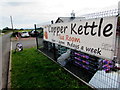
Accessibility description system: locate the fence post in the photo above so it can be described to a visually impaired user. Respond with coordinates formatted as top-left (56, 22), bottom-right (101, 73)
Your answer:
top-left (118, 1), bottom-right (120, 90)
top-left (34, 24), bottom-right (39, 49)
top-left (118, 0), bottom-right (120, 62)
top-left (53, 43), bottom-right (57, 61)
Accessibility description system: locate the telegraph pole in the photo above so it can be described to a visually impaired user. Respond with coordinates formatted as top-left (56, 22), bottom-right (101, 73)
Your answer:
top-left (118, 1), bottom-right (120, 90)
top-left (117, 2), bottom-right (120, 64)
top-left (118, 1), bottom-right (120, 16)
top-left (10, 16), bottom-right (14, 33)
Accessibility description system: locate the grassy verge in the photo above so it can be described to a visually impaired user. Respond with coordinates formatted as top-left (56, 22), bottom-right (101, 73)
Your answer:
top-left (11, 47), bottom-right (92, 89)
top-left (1, 31), bottom-right (12, 36)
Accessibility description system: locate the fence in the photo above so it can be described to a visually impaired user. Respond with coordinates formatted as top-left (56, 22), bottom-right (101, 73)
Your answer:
top-left (36, 8), bottom-right (120, 89)
top-left (79, 9), bottom-right (120, 89)
top-left (82, 9), bottom-right (119, 19)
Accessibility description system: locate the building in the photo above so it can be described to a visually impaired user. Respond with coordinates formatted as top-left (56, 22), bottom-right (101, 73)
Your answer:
top-left (55, 11), bottom-right (85, 23)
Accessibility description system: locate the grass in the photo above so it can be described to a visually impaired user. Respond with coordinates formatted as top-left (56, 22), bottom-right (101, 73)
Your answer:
top-left (18, 30), bottom-right (32, 32)
top-left (18, 29), bottom-right (42, 32)
top-left (11, 47), bottom-right (92, 89)
top-left (0, 34), bottom-right (2, 37)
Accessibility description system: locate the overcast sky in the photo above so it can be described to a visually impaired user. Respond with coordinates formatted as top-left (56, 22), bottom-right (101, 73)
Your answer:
top-left (0, 0), bottom-right (120, 29)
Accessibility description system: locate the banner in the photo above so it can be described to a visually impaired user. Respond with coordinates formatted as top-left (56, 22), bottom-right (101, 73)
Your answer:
top-left (43, 16), bottom-right (117, 59)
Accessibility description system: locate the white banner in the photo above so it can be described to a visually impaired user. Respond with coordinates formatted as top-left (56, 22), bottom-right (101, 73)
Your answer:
top-left (43, 16), bottom-right (117, 59)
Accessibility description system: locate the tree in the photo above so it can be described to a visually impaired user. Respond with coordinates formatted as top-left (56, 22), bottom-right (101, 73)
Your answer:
top-left (20, 28), bottom-right (24, 30)
top-left (2, 27), bottom-right (12, 30)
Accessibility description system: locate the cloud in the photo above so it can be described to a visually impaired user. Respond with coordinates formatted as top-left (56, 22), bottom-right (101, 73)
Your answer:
top-left (0, 0), bottom-right (119, 29)
top-left (5, 2), bottom-right (32, 6)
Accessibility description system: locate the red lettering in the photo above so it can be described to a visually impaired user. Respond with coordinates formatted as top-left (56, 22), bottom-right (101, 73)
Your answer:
top-left (66, 35), bottom-right (80, 43)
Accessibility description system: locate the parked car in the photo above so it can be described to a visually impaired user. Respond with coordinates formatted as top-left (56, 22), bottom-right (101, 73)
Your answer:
top-left (39, 31), bottom-right (43, 38)
top-left (12, 32), bottom-right (21, 37)
top-left (29, 30), bottom-right (39, 37)
top-left (21, 32), bottom-right (30, 38)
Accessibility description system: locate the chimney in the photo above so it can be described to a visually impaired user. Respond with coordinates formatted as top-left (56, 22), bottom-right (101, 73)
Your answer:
top-left (51, 20), bottom-right (54, 24)
top-left (71, 10), bottom-right (75, 19)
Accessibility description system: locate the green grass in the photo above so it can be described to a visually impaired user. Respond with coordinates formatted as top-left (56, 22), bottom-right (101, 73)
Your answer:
top-left (18, 29), bottom-right (42, 32)
top-left (11, 47), bottom-right (92, 89)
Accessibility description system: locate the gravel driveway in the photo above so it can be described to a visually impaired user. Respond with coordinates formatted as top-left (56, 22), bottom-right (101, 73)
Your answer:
top-left (11, 37), bottom-right (43, 50)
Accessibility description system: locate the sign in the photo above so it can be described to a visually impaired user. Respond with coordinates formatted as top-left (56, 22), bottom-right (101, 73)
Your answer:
top-left (43, 16), bottom-right (117, 59)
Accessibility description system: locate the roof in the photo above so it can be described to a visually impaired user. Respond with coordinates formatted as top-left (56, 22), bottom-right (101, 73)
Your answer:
top-left (55, 17), bottom-right (85, 23)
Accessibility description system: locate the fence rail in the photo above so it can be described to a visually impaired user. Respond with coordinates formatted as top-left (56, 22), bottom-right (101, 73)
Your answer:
top-left (81, 9), bottom-right (120, 19)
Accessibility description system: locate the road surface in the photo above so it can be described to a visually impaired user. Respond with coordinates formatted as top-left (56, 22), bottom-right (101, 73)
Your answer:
top-left (2, 33), bottom-right (11, 89)
top-left (0, 35), bottom-right (2, 89)
top-left (12, 37), bottom-right (37, 50)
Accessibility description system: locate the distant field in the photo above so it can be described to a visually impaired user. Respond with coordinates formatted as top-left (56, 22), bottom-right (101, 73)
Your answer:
top-left (18, 29), bottom-right (42, 32)
top-left (18, 30), bottom-right (32, 32)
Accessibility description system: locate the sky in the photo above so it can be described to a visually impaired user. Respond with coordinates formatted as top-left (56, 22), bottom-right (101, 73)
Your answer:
top-left (0, 0), bottom-right (120, 29)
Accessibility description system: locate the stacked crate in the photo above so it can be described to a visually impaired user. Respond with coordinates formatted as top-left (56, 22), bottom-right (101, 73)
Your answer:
top-left (70, 50), bottom-right (99, 73)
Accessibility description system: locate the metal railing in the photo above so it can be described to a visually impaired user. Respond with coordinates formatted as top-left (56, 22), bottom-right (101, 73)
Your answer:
top-left (80, 8), bottom-right (120, 89)
top-left (81, 9), bottom-right (119, 19)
